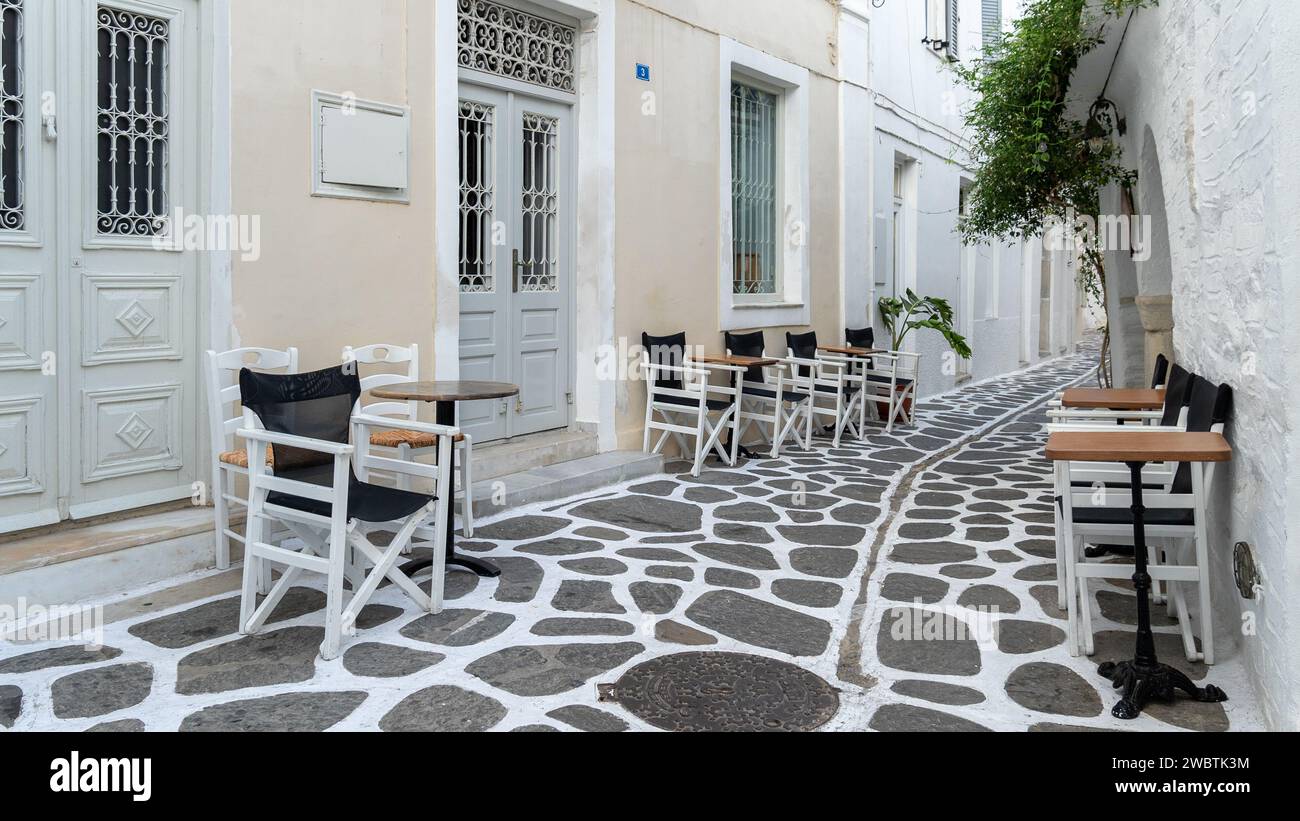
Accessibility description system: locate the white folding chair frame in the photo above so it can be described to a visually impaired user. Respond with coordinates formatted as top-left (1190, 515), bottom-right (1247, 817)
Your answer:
top-left (204, 347), bottom-right (299, 576)
top-left (642, 358), bottom-right (740, 477)
top-left (239, 412), bottom-right (457, 660)
top-left (784, 352), bottom-right (857, 448)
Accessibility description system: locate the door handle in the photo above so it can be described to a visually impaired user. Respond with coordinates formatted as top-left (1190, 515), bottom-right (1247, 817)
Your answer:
top-left (43, 113), bottom-right (57, 141)
top-left (512, 249), bottom-right (522, 294)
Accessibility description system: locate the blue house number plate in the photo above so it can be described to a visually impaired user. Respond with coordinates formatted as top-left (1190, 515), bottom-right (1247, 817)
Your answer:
top-left (636, 63), bottom-right (651, 82)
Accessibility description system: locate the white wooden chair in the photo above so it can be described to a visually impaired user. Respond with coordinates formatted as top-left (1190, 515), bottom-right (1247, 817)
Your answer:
top-left (862, 351), bottom-right (921, 433)
top-left (1053, 377), bottom-right (1233, 665)
top-left (343, 343), bottom-right (475, 538)
top-left (724, 330), bottom-right (812, 457)
top-left (1048, 361), bottom-right (1189, 428)
top-left (237, 365), bottom-right (456, 661)
top-left (204, 346), bottom-right (299, 573)
top-left (786, 331), bottom-right (860, 448)
top-left (641, 332), bottom-right (741, 477)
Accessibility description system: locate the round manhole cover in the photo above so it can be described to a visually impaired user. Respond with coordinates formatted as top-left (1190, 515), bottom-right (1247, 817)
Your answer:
top-left (609, 652), bottom-right (840, 732)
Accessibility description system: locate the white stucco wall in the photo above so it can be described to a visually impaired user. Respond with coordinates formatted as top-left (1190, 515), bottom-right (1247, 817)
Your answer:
top-left (863, 0), bottom-right (1060, 399)
top-left (1097, 1), bottom-right (1300, 729)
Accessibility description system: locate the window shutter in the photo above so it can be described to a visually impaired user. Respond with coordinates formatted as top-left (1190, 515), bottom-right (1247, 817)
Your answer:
top-left (982, 0), bottom-right (1002, 51)
top-left (947, 0), bottom-right (960, 60)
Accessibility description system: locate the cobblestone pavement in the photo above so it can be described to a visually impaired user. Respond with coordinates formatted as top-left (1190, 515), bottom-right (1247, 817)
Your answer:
top-left (0, 344), bottom-right (1266, 731)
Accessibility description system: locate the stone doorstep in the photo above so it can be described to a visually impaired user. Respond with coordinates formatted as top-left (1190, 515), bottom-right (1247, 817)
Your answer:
top-left (467, 451), bottom-right (665, 520)
top-left (469, 429), bottom-right (599, 484)
top-left (0, 450), bottom-right (661, 614)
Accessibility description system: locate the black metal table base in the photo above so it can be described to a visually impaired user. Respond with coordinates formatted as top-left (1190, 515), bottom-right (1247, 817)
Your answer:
top-left (1098, 660), bottom-right (1227, 720)
top-left (401, 550), bottom-right (501, 580)
top-left (1094, 461), bottom-right (1226, 720)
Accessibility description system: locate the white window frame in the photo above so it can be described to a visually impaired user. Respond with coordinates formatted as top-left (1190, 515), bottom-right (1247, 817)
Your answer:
top-left (718, 37), bottom-right (810, 332)
top-left (925, 0), bottom-right (959, 61)
top-left (310, 90), bottom-right (411, 204)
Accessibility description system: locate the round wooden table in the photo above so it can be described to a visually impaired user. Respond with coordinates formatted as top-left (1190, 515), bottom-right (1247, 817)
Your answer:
top-left (371, 381), bottom-right (520, 578)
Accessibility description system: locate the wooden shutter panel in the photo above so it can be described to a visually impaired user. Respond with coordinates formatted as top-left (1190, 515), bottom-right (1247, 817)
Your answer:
top-left (982, 0), bottom-right (1002, 51)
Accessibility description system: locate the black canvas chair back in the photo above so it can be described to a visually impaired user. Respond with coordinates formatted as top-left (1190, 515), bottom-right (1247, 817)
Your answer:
top-left (1159, 363), bottom-right (1195, 427)
top-left (240, 366), bottom-right (361, 478)
top-left (725, 331), bottom-right (768, 385)
top-left (845, 327), bottom-right (875, 350)
top-left (787, 331), bottom-right (819, 380)
top-left (1171, 377), bottom-right (1233, 494)
top-left (1151, 354), bottom-right (1170, 390)
top-left (642, 332), bottom-right (687, 392)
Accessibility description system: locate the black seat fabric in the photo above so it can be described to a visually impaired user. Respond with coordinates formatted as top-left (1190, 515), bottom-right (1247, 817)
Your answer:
top-left (654, 393), bottom-right (733, 412)
top-left (845, 327), bottom-right (875, 349)
top-left (240, 366), bottom-right (435, 524)
top-left (643, 332), bottom-right (688, 392)
top-left (725, 331), bottom-right (769, 386)
top-left (1151, 354), bottom-right (1170, 390)
top-left (1169, 377), bottom-right (1232, 494)
top-left (745, 386), bottom-right (810, 403)
top-left (1159, 363), bottom-right (1194, 427)
top-left (786, 331), bottom-right (819, 380)
top-left (866, 373), bottom-right (914, 387)
top-left (1073, 507), bottom-right (1195, 527)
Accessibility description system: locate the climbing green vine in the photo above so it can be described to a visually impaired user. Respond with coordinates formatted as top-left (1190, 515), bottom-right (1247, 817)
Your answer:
top-left (954, 0), bottom-right (1156, 386)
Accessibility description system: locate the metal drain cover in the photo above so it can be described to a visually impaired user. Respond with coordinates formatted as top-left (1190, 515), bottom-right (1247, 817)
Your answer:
top-left (606, 652), bottom-right (840, 732)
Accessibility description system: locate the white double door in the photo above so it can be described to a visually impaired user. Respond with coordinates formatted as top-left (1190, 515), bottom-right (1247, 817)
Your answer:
top-left (0, 0), bottom-right (203, 534)
top-left (457, 83), bottom-right (572, 444)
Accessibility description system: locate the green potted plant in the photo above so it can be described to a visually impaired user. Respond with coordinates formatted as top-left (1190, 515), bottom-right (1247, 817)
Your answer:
top-left (875, 290), bottom-right (972, 417)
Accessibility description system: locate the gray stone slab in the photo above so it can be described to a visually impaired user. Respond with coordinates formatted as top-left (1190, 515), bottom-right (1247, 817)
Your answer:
top-left (776, 524), bottom-right (865, 546)
top-left (574, 526), bottom-right (629, 541)
top-left (466, 642), bottom-right (645, 697)
top-left (517, 537), bottom-right (604, 557)
top-left (52, 662), bottom-right (153, 720)
top-left (1005, 662), bottom-right (1103, 717)
top-left (996, 620), bottom-right (1066, 654)
top-left (715, 502), bottom-right (782, 523)
top-left (655, 620), bottom-right (717, 646)
top-left (493, 557), bottom-right (544, 604)
top-left (693, 542), bottom-right (779, 571)
top-left (552, 580), bottom-right (626, 614)
top-left (0, 685), bottom-right (20, 728)
top-left (474, 515), bottom-right (570, 541)
top-left (531, 618), bottom-right (636, 637)
top-left (704, 567), bottom-right (761, 590)
top-left (772, 579), bottom-right (842, 608)
top-left (891, 679), bottom-right (986, 707)
top-left (86, 719), bottom-right (145, 733)
top-left (870, 704), bottom-right (991, 732)
top-left (547, 705), bottom-right (629, 733)
top-left (646, 565), bottom-right (693, 582)
top-left (789, 547), bottom-right (858, 579)
top-left (559, 557), bottom-right (629, 577)
top-left (0, 645), bottom-right (122, 675)
top-left (380, 685), bottom-right (508, 732)
top-left (880, 572), bottom-right (949, 604)
top-left (128, 588), bottom-right (326, 650)
top-left (177, 627), bottom-right (322, 696)
top-left (685, 591), bottom-right (831, 657)
top-left (957, 585), bottom-right (1021, 614)
top-left (570, 496), bottom-right (703, 533)
top-left (400, 610), bottom-right (516, 647)
top-left (713, 523), bottom-right (775, 544)
top-left (342, 643), bottom-right (444, 678)
top-left (630, 582), bottom-right (683, 615)
top-left (890, 541), bottom-right (979, 565)
top-left (877, 607), bottom-right (981, 676)
top-left (617, 547), bottom-right (696, 563)
top-left (941, 564), bottom-right (998, 580)
top-left (181, 691), bottom-right (368, 732)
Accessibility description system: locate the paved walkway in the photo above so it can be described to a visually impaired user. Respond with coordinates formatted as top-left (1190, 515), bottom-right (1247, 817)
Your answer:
top-left (0, 344), bottom-right (1266, 731)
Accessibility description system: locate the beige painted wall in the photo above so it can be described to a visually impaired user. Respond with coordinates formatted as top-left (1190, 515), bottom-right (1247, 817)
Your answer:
top-left (229, 0), bottom-right (439, 376)
top-left (613, 0), bottom-right (844, 450)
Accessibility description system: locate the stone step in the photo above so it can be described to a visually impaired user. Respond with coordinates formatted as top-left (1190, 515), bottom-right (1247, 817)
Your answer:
top-left (469, 429), bottom-right (599, 483)
top-left (462, 451), bottom-right (665, 523)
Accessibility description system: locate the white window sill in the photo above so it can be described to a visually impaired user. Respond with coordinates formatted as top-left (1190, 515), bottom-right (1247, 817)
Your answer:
top-left (731, 301), bottom-right (806, 311)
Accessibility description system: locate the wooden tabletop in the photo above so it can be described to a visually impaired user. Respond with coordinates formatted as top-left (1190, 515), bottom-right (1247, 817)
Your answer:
top-left (371, 381), bottom-right (520, 403)
top-left (691, 354), bottom-right (778, 368)
top-left (819, 345), bottom-right (885, 357)
top-left (1061, 387), bottom-right (1165, 410)
top-left (1046, 431), bottom-right (1232, 464)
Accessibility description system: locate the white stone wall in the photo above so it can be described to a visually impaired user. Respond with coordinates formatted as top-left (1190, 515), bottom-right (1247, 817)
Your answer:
top-left (1101, 0), bottom-right (1300, 729)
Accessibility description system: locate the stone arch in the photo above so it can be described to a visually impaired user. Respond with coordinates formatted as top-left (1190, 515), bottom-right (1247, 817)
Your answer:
top-left (1133, 126), bottom-right (1176, 375)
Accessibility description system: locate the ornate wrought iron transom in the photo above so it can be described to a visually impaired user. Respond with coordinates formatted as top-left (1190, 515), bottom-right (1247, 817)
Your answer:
top-left (459, 100), bottom-right (496, 294)
top-left (607, 652), bottom-right (841, 733)
top-left (0, 0), bottom-right (25, 232)
top-left (96, 4), bottom-right (170, 237)
top-left (457, 0), bottom-right (576, 94)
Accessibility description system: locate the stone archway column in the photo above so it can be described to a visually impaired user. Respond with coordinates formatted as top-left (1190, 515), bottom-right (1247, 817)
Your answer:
top-left (1135, 294), bottom-right (1175, 373)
